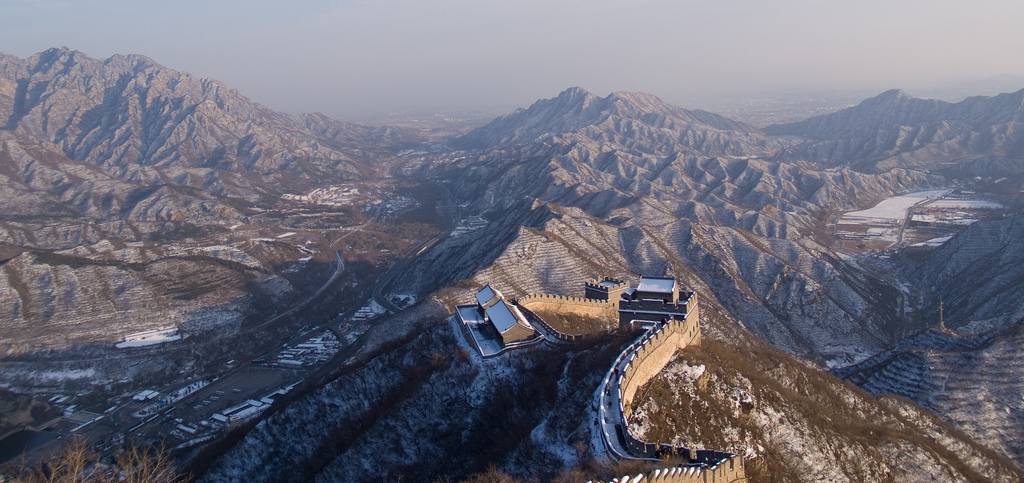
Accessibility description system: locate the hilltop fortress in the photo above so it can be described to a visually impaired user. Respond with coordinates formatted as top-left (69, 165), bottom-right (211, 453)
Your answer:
top-left (451, 275), bottom-right (746, 482)
top-left (516, 275), bottom-right (690, 331)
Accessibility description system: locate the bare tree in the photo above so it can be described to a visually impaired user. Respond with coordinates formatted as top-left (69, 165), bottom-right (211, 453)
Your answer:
top-left (116, 446), bottom-right (184, 483)
top-left (19, 437), bottom-right (92, 483)
top-left (16, 438), bottom-right (184, 483)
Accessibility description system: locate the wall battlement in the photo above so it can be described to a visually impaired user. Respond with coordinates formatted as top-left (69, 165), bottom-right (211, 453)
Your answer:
top-left (584, 277), bottom-right (628, 291)
top-left (584, 277), bottom-right (629, 307)
top-left (594, 457), bottom-right (745, 483)
top-left (596, 293), bottom-right (745, 481)
top-left (619, 304), bottom-right (702, 417)
top-left (517, 293), bottom-right (614, 305)
top-left (515, 294), bottom-right (617, 320)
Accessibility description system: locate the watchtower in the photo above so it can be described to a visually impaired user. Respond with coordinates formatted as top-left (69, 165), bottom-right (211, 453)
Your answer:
top-left (584, 277), bottom-right (628, 308)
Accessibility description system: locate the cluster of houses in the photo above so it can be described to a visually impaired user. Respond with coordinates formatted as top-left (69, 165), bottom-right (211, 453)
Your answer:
top-left (210, 383), bottom-right (296, 425)
top-left (271, 331), bottom-right (340, 368)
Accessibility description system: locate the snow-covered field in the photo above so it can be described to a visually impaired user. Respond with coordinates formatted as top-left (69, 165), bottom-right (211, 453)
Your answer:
top-left (450, 216), bottom-right (489, 237)
top-left (835, 190), bottom-right (1005, 252)
top-left (910, 214), bottom-right (977, 225)
top-left (841, 190), bottom-right (950, 224)
top-left (348, 300), bottom-right (387, 322)
top-left (282, 186), bottom-right (360, 206)
top-left (115, 327), bottom-right (183, 349)
top-left (925, 199), bottom-right (1004, 210)
top-left (910, 235), bottom-right (954, 248)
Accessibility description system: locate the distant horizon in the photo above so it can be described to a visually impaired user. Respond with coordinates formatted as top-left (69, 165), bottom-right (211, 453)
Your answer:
top-left (3, 46), bottom-right (1023, 126)
top-left (3, 0), bottom-right (1023, 121)
top-left (5, 45), bottom-right (1024, 127)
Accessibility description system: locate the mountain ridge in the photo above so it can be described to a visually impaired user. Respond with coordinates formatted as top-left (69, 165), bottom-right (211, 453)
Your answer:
top-left (768, 87), bottom-right (1024, 172)
top-left (453, 86), bottom-right (763, 153)
top-left (0, 47), bottom-right (397, 192)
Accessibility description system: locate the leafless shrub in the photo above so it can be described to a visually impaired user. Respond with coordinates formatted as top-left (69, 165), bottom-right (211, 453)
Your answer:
top-left (14, 437), bottom-right (184, 483)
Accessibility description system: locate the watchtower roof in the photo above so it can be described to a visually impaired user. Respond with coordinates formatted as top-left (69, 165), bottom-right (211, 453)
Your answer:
top-left (485, 299), bottom-right (532, 334)
top-left (637, 276), bottom-right (677, 294)
top-left (475, 284), bottom-right (502, 308)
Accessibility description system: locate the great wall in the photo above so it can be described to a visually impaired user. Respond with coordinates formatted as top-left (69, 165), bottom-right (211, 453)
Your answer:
top-left (515, 293), bottom-right (617, 319)
top-left (453, 277), bottom-right (748, 482)
top-left (593, 293), bottom-right (744, 483)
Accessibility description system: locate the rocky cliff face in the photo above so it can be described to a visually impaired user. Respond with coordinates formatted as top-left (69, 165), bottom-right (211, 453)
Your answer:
top-left (768, 88), bottom-right (1024, 174)
top-left (0, 48), bottom-right (427, 234)
top-left (444, 88), bottom-right (936, 222)
top-left (0, 132), bottom-right (244, 227)
top-left (906, 215), bottom-right (1024, 325)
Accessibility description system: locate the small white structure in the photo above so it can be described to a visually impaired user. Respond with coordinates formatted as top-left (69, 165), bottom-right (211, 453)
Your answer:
top-left (132, 390), bottom-right (159, 401)
top-left (116, 327), bottom-right (182, 349)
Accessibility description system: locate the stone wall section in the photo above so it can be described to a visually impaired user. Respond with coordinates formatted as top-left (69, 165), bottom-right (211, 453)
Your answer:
top-left (620, 457), bottom-right (745, 482)
top-left (621, 299), bottom-right (701, 415)
top-left (515, 294), bottom-right (617, 319)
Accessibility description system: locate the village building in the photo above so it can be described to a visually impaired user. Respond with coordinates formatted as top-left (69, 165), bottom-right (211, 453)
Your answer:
top-left (485, 298), bottom-right (536, 345)
top-left (457, 284), bottom-right (537, 348)
top-left (475, 284), bottom-right (503, 309)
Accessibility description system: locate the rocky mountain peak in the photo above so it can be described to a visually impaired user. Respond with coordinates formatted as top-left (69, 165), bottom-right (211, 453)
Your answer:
top-left (453, 87), bottom-right (758, 150)
top-left (101, 52), bottom-right (164, 73)
top-left (856, 88), bottom-right (934, 113)
top-left (872, 88), bottom-right (910, 101)
top-left (0, 47), bottom-right (383, 195)
top-left (555, 85), bottom-right (596, 100)
top-left (606, 90), bottom-right (673, 113)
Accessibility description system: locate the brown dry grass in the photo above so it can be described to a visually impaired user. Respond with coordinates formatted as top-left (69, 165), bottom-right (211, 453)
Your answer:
top-left (533, 310), bottom-right (615, 336)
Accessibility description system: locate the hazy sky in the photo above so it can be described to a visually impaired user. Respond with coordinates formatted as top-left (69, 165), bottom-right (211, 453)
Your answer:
top-left (2, 0), bottom-right (1023, 119)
